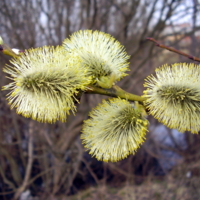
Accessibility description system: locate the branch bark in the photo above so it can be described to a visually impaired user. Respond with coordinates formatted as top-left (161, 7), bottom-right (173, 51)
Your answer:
top-left (147, 37), bottom-right (200, 62)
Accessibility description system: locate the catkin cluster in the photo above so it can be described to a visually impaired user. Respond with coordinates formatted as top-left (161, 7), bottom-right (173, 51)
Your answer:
top-left (2, 30), bottom-right (200, 162)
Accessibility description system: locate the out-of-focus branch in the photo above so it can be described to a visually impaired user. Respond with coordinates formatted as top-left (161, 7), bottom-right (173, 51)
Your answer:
top-left (147, 37), bottom-right (200, 62)
top-left (82, 157), bottom-right (101, 185)
top-left (0, 165), bottom-right (16, 190)
top-left (14, 122), bottom-right (34, 200)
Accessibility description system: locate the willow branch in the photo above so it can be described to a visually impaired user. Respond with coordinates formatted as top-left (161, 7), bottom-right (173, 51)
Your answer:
top-left (14, 122), bottom-right (34, 200)
top-left (85, 85), bottom-right (146, 102)
top-left (0, 43), bottom-right (19, 58)
top-left (147, 37), bottom-right (200, 62)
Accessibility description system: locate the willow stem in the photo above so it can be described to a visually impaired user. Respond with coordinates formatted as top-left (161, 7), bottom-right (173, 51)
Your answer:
top-left (147, 37), bottom-right (200, 62)
top-left (85, 85), bottom-right (146, 102)
top-left (0, 43), bottom-right (19, 58)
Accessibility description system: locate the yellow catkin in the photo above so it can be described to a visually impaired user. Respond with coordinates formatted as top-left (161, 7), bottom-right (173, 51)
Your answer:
top-left (143, 63), bottom-right (200, 133)
top-left (3, 46), bottom-right (92, 123)
top-left (81, 98), bottom-right (148, 162)
top-left (63, 30), bottom-right (130, 88)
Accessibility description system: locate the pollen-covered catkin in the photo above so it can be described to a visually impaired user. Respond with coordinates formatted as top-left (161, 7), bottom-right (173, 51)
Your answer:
top-left (81, 98), bottom-right (148, 162)
top-left (63, 30), bottom-right (130, 88)
top-left (143, 63), bottom-right (200, 133)
top-left (3, 46), bottom-right (92, 123)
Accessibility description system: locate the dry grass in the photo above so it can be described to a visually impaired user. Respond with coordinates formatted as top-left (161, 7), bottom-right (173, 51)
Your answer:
top-left (67, 166), bottom-right (200, 200)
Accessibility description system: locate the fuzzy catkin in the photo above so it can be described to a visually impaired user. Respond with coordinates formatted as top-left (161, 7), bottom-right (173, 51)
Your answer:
top-left (143, 63), bottom-right (200, 133)
top-left (81, 98), bottom-right (148, 162)
top-left (63, 30), bottom-right (130, 88)
top-left (3, 46), bottom-right (92, 123)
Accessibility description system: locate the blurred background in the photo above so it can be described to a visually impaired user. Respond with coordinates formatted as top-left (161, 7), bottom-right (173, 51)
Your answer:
top-left (0, 0), bottom-right (200, 199)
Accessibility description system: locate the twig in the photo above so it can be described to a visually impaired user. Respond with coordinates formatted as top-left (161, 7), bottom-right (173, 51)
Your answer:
top-left (85, 85), bottom-right (145, 102)
top-left (0, 165), bottom-right (16, 190)
top-left (0, 43), bottom-right (19, 58)
top-left (14, 122), bottom-right (34, 200)
top-left (81, 157), bottom-right (101, 185)
top-left (65, 140), bottom-right (83, 195)
top-left (147, 37), bottom-right (200, 62)
top-left (108, 163), bottom-right (134, 178)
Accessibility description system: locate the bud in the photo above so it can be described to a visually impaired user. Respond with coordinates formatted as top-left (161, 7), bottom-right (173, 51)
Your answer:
top-left (0, 36), bottom-right (3, 45)
top-left (12, 48), bottom-right (22, 55)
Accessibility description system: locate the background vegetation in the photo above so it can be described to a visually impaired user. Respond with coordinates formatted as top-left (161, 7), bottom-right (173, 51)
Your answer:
top-left (0, 0), bottom-right (200, 199)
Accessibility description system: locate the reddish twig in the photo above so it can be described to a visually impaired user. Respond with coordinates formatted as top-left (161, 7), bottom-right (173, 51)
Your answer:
top-left (147, 37), bottom-right (200, 62)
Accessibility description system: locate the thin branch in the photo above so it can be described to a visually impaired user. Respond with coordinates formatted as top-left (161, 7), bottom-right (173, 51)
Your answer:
top-left (85, 85), bottom-right (145, 102)
top-left (0, 165), bottom-right (16, 190)
top-left (81, 157), bottom-right (101, 185)
top-left (14, 122), bottom-right (34, 200)
top-left (147, 37), bottom-right (200, 62)
top-left (0, 43), bottom-right (19, 58)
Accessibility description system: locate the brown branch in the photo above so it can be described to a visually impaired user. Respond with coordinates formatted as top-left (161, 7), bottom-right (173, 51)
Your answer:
top-left (147, 37), bottom-right (200, 62)
top-left (81, 158), bottom-right (101, 185)
top-left (14, 122), bottom-right (34, 200)
top-left (0, 165), bottom-right (16, 190)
